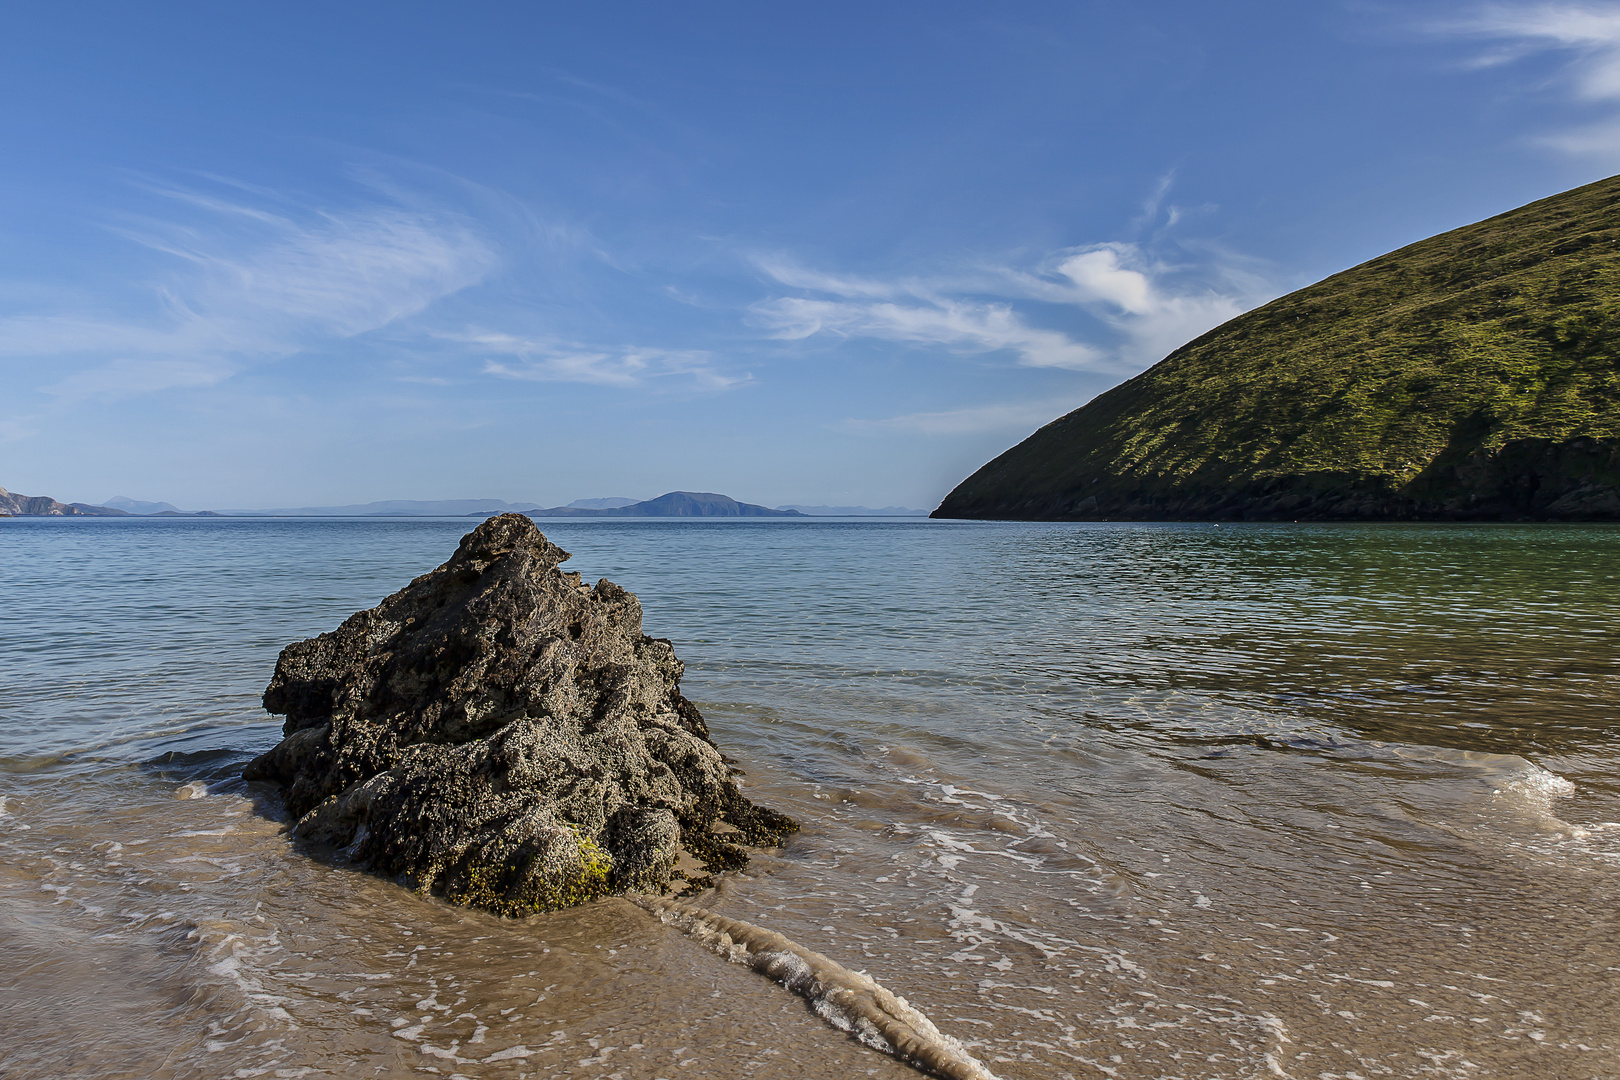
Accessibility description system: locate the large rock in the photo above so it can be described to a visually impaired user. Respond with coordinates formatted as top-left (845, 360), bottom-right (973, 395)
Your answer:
top-left (243, 514), bottom-right (796, 915)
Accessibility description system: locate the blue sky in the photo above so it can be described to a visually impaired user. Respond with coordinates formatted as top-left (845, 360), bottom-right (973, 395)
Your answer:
top-left (3, 1), bottom-right (1619, 510)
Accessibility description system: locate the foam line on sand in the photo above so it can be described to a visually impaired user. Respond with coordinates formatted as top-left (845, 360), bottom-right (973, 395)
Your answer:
top-left (631, 895), bottom-right (1000, 1080)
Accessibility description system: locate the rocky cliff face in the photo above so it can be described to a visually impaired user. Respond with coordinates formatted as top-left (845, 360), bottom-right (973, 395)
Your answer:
top-left (0, 486), bottom-right (128, 516)
top-left (243, 514), bottom-right (796, 915)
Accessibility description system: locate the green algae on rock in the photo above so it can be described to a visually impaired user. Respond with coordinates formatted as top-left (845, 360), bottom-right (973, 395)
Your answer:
top-left (243, 513), bottom-right (796, 915)
top-left (935, 174), bottom-right (1620, 521)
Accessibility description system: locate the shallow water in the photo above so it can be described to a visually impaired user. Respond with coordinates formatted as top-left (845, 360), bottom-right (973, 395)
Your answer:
top-left (3, 516), bottom-right (1618, 1079)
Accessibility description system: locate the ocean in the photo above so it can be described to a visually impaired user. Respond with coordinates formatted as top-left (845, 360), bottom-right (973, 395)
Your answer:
top-left (2, 515), bottom-right (1617, 1079)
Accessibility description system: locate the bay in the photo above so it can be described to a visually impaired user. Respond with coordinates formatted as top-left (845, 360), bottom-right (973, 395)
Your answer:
top-left (2, 516), bottom-right (1617, 1079)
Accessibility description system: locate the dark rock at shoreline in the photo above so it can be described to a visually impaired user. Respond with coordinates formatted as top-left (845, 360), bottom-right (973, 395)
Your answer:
top-left (243, 513), bottom-right (796, 915)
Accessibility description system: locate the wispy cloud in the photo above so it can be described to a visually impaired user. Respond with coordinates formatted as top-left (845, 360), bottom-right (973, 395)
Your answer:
top-left (44, 357), bottom-right (241, 400)
top-left (1013, 242), bottom-right (1262, 369)
top-left (751, 259), bottom-right (904, 300)
top-left (752, 294), bottom-right (1107, 371)
top-left (1, 178), bottom-right (497, 401)
top-left (847, 398), bottom-right (1092, 436)
top-left (1440, 3), bottom-right (1620, 156)
top-left (463, 330), bottom-right (744, 390)
top-left (752, 236), bottom-right (1267, 375)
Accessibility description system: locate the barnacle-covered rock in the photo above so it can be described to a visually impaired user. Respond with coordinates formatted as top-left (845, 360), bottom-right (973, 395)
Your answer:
top-left (243, 513), bottom-right (795, 914)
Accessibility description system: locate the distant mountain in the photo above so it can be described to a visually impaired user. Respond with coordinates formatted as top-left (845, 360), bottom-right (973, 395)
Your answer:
top-left (775, 504), bottom-right (929, 516)
top-left (101, 496), bottom-right (181, 515)
top-left (223, 498), bottom-right (544, 517)
top-left (1, 485), bottom-right (128, 517)
top-left (565, 497), bottom-right (639, 509)
top-left (937, 173), bottom-right (1620, 522)
top-left (527, 491), bottom-right (804, 517)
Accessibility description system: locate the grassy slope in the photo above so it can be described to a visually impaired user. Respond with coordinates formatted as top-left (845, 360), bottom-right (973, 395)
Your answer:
top-left (937, 174), bottom-right (1620, 520)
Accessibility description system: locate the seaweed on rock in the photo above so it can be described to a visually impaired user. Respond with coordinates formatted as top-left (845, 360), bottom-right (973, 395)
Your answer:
top-left (243, 513), bottom-right (796, 915)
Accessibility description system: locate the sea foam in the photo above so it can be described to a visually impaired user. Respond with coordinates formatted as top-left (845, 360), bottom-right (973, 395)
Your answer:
top-left (632, 895), bottom-right (1000, 1080)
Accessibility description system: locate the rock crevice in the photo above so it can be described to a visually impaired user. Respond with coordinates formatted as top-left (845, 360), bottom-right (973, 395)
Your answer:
top-left (244, 513), bottom-right (795, 915)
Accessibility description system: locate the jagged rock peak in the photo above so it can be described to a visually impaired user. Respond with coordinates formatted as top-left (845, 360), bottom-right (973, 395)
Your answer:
top-left (244, 513), bottom-right (796, 915)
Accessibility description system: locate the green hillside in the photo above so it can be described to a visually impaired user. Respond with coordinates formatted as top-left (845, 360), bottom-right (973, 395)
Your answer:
top-left (935, 175), bottom-right (1620, 521)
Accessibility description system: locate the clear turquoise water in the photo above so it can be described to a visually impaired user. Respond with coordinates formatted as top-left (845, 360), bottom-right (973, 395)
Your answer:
top-left (3, 516), bottom-right (1618, 1078)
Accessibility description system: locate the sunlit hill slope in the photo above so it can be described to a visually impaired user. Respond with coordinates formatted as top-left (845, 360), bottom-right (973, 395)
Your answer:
top-left (935, 175), bottom-right (1620, 521)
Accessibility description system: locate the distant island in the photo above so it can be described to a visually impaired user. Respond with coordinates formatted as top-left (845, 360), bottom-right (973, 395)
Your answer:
top-left (935, 174), bottom-right (1620, 522)
top-left (520, 492), bottom-right (804, 518)
top-left (0, 489), bottom-right (926, 519)
top-left (221, 498), bottom-right (545, 517)
top-left (562, 497), bottom-right (638, 510)
top-left (101, 496), bottom-right (180, 515)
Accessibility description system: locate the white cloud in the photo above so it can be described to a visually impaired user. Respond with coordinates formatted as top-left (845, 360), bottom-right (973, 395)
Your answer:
top-left (464, 330), bottom-right (744, 390)
top-left (45, 357), bottom-right (241, 400)
top-left (3, 182), bottom-right (497, 401)
top-left (1008, 242), bottom-right (1264, 364)
top-left (749, 258), bottom-right (902, 300)
top-left (1459, 4), bottom-right (1620, 98)
top-left (2, 176), bottom-right (756, 410)
top-left (1443, 3), bottom-right (1620, 155)
top-left (752, 294), bottom-right (1106, 370)
top-left (1054, 247), bottom-right (1156, 313)
top-left (753, 239), bottom-right (1266, 374)
top-left (847, 398), bottom-right (1092, 436)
